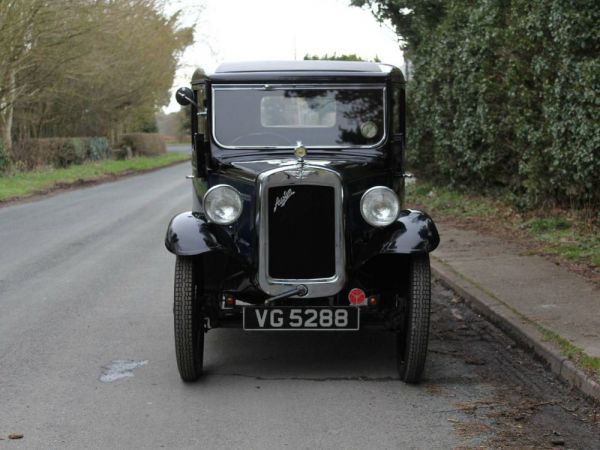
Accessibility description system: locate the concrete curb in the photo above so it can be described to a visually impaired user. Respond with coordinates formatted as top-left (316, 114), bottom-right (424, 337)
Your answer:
top-left (430, 256), bottom-right (600, 403)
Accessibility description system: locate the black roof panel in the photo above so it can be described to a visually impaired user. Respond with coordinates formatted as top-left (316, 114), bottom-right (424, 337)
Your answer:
top-left (215, 60), bottom-right (385, 73)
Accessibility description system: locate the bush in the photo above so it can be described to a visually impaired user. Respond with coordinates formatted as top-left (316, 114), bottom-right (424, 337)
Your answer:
top-left (54, 138), bottom-right (86, 168)
top-left (87, 137), bottom-right (112, 161)
top-left (118, 133), bottom-right (166, 158)
top-left (409, 1), bottom-right (600, 210)
top-left (12, 139), bottom-right (58, 169)
top-left (11, 137), bottom-right (113, 170)
top-left (359, 0), bottom-right (599, 210)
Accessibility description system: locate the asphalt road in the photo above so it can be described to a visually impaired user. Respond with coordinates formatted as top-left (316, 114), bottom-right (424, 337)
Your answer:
top-left (167, 144), bottom-right (192, 153)
top-left (1, 163), bottom-right (598, 449)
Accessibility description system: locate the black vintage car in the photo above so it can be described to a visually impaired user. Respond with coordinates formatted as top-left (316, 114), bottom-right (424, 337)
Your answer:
top-left (166, 60), bottom-right (439, 383)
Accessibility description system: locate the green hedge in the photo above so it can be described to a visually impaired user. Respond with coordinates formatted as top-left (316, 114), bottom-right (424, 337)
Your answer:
top-left (10, 137), bottom-right (112, 170)
top-left (354, 0), bottom-right (599, 210)
top-left (411, 1), bottom-right (599, 209)
top-left (117, 133), bottom-right (166, 158)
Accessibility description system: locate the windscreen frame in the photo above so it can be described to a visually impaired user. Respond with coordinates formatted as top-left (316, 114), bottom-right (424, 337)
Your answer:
top-left (211, 84), bottom-right (388, 150)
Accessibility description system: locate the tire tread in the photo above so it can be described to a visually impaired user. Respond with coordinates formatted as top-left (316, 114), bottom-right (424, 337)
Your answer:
top-left (398, 253), bottom-right (431, 383)
top-left (173, 256), bottom-right (203, 381)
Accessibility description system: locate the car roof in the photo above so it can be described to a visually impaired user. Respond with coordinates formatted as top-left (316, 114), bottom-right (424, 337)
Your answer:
top-left (196, 60), bottom-right (404, 84)
top-left (215, 60), bottom-right (384, 73)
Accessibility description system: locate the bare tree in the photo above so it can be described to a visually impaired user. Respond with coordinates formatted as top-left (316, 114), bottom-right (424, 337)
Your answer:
top-left (1, 0), bottom-right (193, 150)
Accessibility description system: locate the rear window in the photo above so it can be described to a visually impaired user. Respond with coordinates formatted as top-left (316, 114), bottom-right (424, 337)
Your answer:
top-left (212, 85), bottom-right (386, 148)
top-left (260, 92), bottom-right (337, 128)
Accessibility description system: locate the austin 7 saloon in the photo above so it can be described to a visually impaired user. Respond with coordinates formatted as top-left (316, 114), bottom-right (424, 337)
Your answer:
top-left (166, 60), bottom-right (439, 383)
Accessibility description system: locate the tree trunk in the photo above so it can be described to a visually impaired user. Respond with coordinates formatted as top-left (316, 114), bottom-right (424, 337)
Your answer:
top-left (0, 68), bottom-right (16, 155)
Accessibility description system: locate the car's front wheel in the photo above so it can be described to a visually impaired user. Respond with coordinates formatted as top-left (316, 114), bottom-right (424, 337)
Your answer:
top-left (396, 253), bottom-right (431, 383)
top-left (173, 256), bottom-right (204, 381)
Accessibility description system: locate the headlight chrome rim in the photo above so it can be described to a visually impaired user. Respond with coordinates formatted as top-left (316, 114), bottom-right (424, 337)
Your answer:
top-left (203, 184), bottom-right (243, 225)
top-left (360, 186), bottom-right (400, 227)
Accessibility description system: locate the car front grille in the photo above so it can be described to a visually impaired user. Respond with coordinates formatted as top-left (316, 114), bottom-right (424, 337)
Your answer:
top-left (267, 185), bottom-right (336, 279)
top-left (258, 164), bottom-right (346, 297)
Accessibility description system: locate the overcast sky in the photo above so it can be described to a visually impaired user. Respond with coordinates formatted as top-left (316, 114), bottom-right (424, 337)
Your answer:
top-left (163, 0), bottom-right (404, 112)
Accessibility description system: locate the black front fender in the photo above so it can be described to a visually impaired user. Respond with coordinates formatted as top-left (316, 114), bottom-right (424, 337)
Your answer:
top-left (165, 211), bottom-right (231, 256)
top-left (354, 209), bottom-right (440, 267)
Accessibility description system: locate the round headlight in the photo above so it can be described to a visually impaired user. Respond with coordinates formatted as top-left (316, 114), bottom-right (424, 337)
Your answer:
top-left (360, 186), bottom-right (400, 227)
top-left (203, 184), bottom-right (243, 225)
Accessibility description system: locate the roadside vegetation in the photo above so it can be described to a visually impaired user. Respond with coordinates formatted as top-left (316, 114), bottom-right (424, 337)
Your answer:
top-left (0, 1), bottom-right (193, 200)
top-left (0, 0), bottom-right (193, 174)
top-left (541, 329), bottom-right (600, 383)
top-left (406, 180), bottom-right (599, 275)
top-left (304, 53), bottom-right (381, 62)
top-left (0, 153), bottom-right (189, 203)
top-left (353, 1), bottom-right (599, 212)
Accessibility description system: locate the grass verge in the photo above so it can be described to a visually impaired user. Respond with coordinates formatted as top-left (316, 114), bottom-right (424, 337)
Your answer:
top-left (405, 180), bottom-right (599, 273)
top-left (0, 152), bottom-right (189, 203)
top-left (541, 328), bottom-right (600, 383)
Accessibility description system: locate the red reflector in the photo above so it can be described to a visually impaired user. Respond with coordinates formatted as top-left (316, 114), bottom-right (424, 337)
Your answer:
top-left (225, 296), bottom-right (235, 306)
top-left (348, 288), bottom-right (366, 305)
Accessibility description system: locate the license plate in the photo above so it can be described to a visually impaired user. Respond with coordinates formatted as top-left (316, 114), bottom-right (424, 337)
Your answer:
top-left (243, 307), bottom-right (359, 331)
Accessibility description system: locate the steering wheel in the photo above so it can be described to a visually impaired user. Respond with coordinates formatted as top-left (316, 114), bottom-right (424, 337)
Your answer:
top-left (229, 132), bottom-right (295, 146)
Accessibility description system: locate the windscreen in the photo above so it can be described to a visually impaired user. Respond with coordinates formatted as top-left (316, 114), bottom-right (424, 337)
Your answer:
top-left (212, 86), bottom-right (386, 148)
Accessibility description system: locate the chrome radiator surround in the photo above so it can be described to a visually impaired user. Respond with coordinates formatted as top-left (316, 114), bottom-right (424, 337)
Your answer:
top-left (256, 164), bottom-right (346, 298)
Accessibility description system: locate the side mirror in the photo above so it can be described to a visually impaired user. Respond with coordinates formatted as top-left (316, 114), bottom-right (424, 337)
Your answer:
top-left (175, 87), bottom-right (198, 107)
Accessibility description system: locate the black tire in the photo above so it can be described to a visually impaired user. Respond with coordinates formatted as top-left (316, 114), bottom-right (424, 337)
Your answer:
top-left (397, 253), bottom-right (431, 383)
top-left (173, 256), bottom-right (204, 381)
